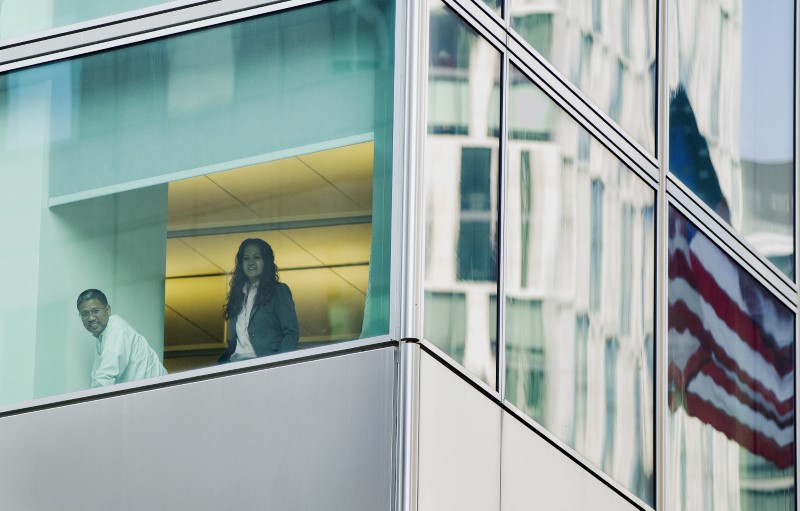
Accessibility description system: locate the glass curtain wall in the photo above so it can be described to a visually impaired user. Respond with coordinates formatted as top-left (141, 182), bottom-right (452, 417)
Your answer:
top-left (422, 0), bottom-right (797, 509)
top-left (667, 207), bottom-right (795, 511)
top-left (668, 0), bottom-right (795, 279)
top-left (508, 0), bottom-right (657, 154)
top-left (505, 65), bottom-right (655, 505)
top-left (423, 3), bottom-right (656, 506)
top-left (424, 0), bottom-right (501, 389)
top-left (0, 0), bottom-right (395, 403)
top-left (0, 0), bottom-right (173, 41)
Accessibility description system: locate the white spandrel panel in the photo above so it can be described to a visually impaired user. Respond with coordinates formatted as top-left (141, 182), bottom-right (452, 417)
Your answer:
top-left (501, 410), bottom-right (641, 511)
top-left (0, 347), bottom-right (396, 511)
top-left (418, 350), bottom-right (501, 511)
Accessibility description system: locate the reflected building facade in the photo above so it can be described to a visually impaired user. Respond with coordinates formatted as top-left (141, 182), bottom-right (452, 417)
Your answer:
top-left (0, 0), bottom-right (795, 511)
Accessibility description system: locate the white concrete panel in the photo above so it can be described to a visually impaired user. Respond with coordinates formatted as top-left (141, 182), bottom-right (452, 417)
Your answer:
top-left (501, 411), bottom-right (640, 511)
top-left (418, 351), bottom-right (501, 511)
top-left (0, 347), bottom-right (396, 511)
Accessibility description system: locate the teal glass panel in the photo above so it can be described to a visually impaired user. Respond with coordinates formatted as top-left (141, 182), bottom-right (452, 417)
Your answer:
top-left (505, 64), bottom-right (656, 505)
top-left (0, 0), bottom-right (169, 41)
top-left (425, 1), bottom-right (501, 389)
top-left (669, 0), bottom-right (795, 280)
top-left (0, 0), bottom-right (394, 404)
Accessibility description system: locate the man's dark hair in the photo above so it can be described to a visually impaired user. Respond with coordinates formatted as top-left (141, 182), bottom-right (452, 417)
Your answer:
top-left (76, 289), bottom-right (108, 309)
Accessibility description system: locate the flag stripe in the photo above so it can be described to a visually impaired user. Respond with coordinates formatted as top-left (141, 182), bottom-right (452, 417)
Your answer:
top-left (670, 248), bottom-right (793, 368)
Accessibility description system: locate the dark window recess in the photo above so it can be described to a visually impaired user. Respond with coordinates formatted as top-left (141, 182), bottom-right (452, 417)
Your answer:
top-left (457, 147), bottom-right (497, 282)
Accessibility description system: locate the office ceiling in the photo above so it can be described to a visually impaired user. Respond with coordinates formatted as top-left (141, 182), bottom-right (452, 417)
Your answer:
top-left (164, 141), bottom-right (374, 351)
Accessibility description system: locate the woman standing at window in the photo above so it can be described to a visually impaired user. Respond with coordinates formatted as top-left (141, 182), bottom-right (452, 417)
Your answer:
top-left (219, 238), bottom-right (299, 363)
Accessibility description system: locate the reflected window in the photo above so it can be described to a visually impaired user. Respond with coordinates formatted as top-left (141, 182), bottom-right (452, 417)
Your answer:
top-left (601, 337), bottom-right (619, 472)
top-left (458, 147), bottom-right (497, 282)
top-left (505, 298), bottom-right (545, 423)
top-left (668, 207), bottom-right (795, 510)
top-left (509, 0), bottom-right (656, 153)
top-left (424, 291), bottom-right (467, 362)
top-left (592, 0), bottom-right (602, 33)
top-left (424, 1), bottom-right (500, 388)
top-left (505, 65), bottom-right (655, 505)
top-left (669, 0), bottom-right (795, 279)
top-left (590, 178), bottom-right (603, 312)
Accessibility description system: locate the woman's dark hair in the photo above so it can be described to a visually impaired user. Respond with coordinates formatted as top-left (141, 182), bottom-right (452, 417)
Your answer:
top-left (224, 238), bottom-right (279, 320)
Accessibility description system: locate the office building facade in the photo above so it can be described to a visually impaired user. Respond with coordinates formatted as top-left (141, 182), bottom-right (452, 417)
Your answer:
top-left (0, 0), bottom-right (795, 509)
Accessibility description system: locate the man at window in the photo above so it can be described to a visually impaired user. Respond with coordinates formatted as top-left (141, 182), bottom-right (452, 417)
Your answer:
top-left (77, 289), bottom-right (168, 387)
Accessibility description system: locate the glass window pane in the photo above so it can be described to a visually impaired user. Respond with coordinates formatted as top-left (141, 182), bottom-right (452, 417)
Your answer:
top-left (424, 1), bottom-right (501, 388)
top-left (505, 65), bottom-right (656, 505)
top-left (0, 0), bottom-right (394, 404)
top-left (0, 0), bottom-right (172, 41)
top-left (668, 0), bottom-right (795, 279)
top-left (668, 207), bottom-right (795, 511)
top-left (508, 0), bottom-right (657, 153)
top-left (481, 0), bottom-right (502, 15)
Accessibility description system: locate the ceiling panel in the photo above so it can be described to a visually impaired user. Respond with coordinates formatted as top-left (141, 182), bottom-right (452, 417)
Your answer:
top-left (165, 238), bottom-right (225, 278)
top-left (207, 156), bottom-right (368, 222)
top-left (278, 223), bottom-right (371, 266)
top-left (178, 231), bottom-right (321, 272)
top-left (164, 307), bottom-right (221, 348)
top-left (281, 267), bottom-right (367, 342)
top-left (165, 275), bottom-right (228, 346)
top-left (298, 142), bottom-right (374, 209)
top-left (327, 265), bottom-right (370, 295)
top-left (168, 175), bottom-right (259, 231)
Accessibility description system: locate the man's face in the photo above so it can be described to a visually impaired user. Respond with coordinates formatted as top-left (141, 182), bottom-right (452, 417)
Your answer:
top-left (78, 298), bottom-right (111, 337)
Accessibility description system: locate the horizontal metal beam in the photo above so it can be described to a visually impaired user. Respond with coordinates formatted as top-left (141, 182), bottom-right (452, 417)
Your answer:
top-left (167, 215), bottom-right (372, 239)
top-left (0, 0), bottom-right (321, 72)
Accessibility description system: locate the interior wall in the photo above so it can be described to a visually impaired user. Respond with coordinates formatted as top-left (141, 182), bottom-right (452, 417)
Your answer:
top-left (34, 185), bottom-right (168, 397)
top-left (0, 68), bottom-right (50, 405)
top-left (0, 64), bottom-right (169, 405)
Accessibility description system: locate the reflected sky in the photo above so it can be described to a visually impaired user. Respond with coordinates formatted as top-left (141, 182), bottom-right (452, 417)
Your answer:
top-left (740, 0), bottom-right (793, 161)
top-left (669, 0), bottom-right (795, 279)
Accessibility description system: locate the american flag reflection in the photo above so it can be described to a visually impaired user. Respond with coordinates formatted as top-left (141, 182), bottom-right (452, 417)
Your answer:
top-left (668, 210), bottom-right (795, 470)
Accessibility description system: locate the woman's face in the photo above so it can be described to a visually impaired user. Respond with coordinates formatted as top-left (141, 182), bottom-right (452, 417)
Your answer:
top-left (242, 243), bottom-right (265, 284)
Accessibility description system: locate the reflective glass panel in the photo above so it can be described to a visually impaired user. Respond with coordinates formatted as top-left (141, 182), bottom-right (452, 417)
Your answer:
top-left (0, 0), bottom-right (394, 404)
top-left (669, 0), bottom-right (795, 279)
top-left (668, 207), bottom-right (795, 510)
top-left (424, 1), bottom-right (501, 388)
top-left (508, 0), bottom-right (657, 153)
top-left (0, 0), bottom-right (170, 41)
top-left (482, 0), bottom-right (502, 15)
top-left (505, 65), bottom-right (656, 505)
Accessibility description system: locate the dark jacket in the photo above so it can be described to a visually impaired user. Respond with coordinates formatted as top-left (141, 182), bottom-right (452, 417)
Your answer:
top-left (219, 282), bottom-right (299, 362)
